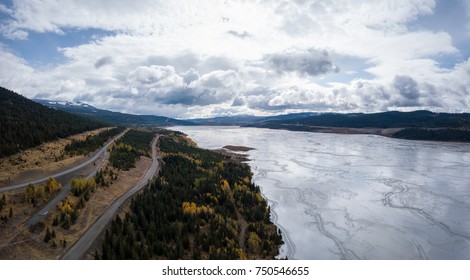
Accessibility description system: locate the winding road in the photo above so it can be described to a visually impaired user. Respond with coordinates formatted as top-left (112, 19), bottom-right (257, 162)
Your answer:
top-left (61, 135), bottom-right (160, 260)
top-left (0, 129), bottom-right (128, 193)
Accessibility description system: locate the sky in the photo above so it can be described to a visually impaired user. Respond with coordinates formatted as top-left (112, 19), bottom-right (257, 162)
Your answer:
top-left (0, 0), bottom-right (469, 118)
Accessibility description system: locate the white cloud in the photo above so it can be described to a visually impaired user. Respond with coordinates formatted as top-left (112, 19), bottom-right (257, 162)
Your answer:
top-left (0, 0), bottom-right (468, 117)
top-left (153, 70), bottom-right (242, 106)
top-left (243, 85), bottom-right (340, 111)
top-left (3, 0), bottom-right (165, 35)
top-left (0, 4), bottom-right (11, 14)
top-left (0, 47), bottom-right (41, 92)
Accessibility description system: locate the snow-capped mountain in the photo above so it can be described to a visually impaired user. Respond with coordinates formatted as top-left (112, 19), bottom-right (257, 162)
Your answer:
top-left (46, 100), bottom-right (93, 108)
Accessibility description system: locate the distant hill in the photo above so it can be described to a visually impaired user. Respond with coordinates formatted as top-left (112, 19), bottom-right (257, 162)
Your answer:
top-left (248, 111), bottom-right (470, 129)
top-left (250, 111), bottom-right (470, 129)
top-left (246, 110), bottom-right (470, 142)
top-left (35, 99), bottom-right (194, 127)
top-left (188, 112), bottom-right (319, 126)
top-left (0, 87), bottom-right (107, 158)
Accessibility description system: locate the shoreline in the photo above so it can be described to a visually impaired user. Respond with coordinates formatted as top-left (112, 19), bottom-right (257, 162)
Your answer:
top-left (213, 148), bottom-right (251, 163)
top-left (243, 125), bottom-right (470, 144)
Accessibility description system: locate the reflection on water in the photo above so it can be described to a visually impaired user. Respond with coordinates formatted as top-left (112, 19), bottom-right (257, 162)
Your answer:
top-left (171, 126), bottom-right (470, 259)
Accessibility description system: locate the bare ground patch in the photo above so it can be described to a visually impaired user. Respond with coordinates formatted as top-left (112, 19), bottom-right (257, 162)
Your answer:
top-left (0, 127), bottom-right (112, 187)
top-left (0, 155), bottom-right (151, 260)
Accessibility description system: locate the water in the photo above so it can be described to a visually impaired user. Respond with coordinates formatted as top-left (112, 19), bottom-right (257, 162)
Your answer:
top-left (171, 126), bottom-right (470, 259)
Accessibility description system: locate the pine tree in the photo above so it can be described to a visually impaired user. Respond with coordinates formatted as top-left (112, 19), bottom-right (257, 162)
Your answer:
top-left (44, 227), bottom-right (52, 243)
top-left (52, 215), bottom-right (59, 226)
top-left (8, 207), bottom-right (13, 218)
top-left (0, 194), bottom-right (4, 212)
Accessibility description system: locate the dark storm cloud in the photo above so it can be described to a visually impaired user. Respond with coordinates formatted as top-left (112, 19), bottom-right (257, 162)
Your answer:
top-left (181, 68), bottom-right (200, 84)
top-left (232, 97), bottom-right (245, 106)
top-left (152, 87), bottom-right (235, 106)
top-left (393, 75), bottom-right (419, 100)
top-left (391, 75), bottom-right (421, 107)
top-left (266, 48), bottom-right (339, 76)
top-left (94, 56), bottom-right (113, 68)
top-left (152, 87), bottom-right (197, 105)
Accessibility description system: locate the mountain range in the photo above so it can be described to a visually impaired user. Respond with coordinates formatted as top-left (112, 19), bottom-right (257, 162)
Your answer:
top-left (34, 99), bottom-right (194, 127)
top-left (187, 112), bottom-right (320, 126)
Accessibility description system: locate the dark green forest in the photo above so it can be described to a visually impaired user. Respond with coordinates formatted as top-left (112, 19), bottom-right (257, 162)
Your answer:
top-left (392, 128), bottom-right (470, 142)
top-left (64, 127), bottom-right (125, 156)
top-left (97, 131), bottom-right (282, 259)
top-left (108, 129), bottom-right (155, 170)
top-left (0, 87), bottom-right (107, 158)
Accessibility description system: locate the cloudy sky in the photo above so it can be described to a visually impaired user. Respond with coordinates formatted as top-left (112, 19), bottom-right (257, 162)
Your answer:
top-left (1, 0), bottom-right (469, 118)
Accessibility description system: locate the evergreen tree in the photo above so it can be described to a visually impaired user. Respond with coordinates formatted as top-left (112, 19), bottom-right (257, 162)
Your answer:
top-left (44, 227), bottom-right (52, 243)
top-left (0, 195), bottom-right (4, 212)
top-left (52, 215), bottom-right (59, 226)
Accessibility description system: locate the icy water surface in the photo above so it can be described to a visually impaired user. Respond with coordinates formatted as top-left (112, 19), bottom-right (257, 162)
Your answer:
top-left (171, 126), bottom-right (470, 259)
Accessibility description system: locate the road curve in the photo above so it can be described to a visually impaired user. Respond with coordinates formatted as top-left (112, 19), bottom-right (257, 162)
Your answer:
top-left (61, 135), bottom-right (160, 260)
top-left (0, 129), bottom-right (128, 193)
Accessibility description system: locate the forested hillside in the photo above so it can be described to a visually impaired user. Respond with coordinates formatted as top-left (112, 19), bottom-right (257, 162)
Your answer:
top-left (97, 131), bottom-right (283, 259)
top-left (250, 111), bottom-right (470, 129)
top-left (0, 87), bottom-right (107, 158)
top-left (246, 110), bottom-right (470, 142)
